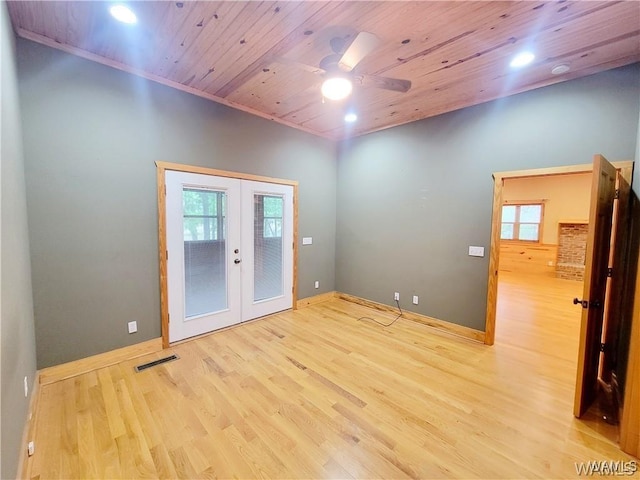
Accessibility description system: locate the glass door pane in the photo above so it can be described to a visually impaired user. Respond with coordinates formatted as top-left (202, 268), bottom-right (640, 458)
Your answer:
top-left (253, 194), bottom-right (284, 301)
top-left (183, 188), bottom-right (227, 317)
top-left (167, 171), bottom-right (241, 343)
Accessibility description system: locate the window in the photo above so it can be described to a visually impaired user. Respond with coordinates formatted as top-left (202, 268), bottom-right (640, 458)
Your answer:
top-left (182, 188), bottom-right (226, 241)
top-left (261, 195), bottom-right (283, 238)
top-left (501, 203), bottom-right (543, 242)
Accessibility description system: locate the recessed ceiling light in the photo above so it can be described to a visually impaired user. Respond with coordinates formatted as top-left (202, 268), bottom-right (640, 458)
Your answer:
top-left (321, 76), bottom-right (353, 101)
top-left (344, 113), bottom-right (358, 123)
top-left (551, 64), bottom-right (571, 75)
top-left (510, 51), bottom-right (535, 68)
top-left (109, 4), bottom-right (137, 24)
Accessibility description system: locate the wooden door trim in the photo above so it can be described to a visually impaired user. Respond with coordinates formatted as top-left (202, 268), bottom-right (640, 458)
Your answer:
top-left (493, 161), bottom-right (633, 181)
top-left (484, 174), bottom-right (503, 346)
top-left (485, 160), bottom-right (634, 346)
top-left (156, 161), bottom-right (299, 186)
top-left (620, 253), bottom-right (640, 457)
top-left (156, 161), bottom-right (299, 349)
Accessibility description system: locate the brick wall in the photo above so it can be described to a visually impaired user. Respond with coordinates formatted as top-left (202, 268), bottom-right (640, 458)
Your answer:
top-left (556, 223), bottom-right (588, 281)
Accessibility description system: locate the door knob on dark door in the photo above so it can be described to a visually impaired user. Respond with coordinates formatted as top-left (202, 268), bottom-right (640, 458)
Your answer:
top-left (573, 298), bottom-right (588, 308)
top-left (234, 259), bottom-right (242, 264)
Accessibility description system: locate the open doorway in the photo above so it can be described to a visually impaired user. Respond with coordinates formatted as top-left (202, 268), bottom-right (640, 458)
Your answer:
top-left (495, 172), bottom-right (591, 356)
top-left (496, 172), bottom-right (591, 346)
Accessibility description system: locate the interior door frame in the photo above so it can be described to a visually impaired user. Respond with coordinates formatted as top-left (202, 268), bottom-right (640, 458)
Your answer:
top-left (484, 159), bottom-right (634, 346)
top-left (156, 161), bottom-right (299, 348)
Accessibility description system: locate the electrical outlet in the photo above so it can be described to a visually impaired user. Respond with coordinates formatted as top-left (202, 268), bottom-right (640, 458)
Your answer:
top-left (127, 321), bottom-right (138, 334)
top-left (24, 376), bottom-right (28, 398)
top-left (314, 281), bottom-right (319, 289)
top-left (27, 441), bottom-right (35, 457)
top-left (413, 295), bottom-right (419, 305)
top-left (394, 292), bottom-right (400, 301)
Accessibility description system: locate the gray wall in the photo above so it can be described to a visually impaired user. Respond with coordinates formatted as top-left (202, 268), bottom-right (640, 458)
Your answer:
top-left (1, 5), bottom-right (38, 479)
top-left (16, 38), bottom-right (337, 368)
top-left (336, 64), bottom-right (640, 331)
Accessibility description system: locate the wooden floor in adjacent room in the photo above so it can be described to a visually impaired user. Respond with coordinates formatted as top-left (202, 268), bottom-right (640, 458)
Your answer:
top-left (26, 273), bottom-right (636, 479)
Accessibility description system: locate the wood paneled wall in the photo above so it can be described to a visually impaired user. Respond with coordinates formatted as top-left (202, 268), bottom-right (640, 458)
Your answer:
top-left (499, 242), bottom-right (558, 277)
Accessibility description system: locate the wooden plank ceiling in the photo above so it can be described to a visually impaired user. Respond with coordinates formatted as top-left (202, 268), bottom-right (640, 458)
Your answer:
top-left (7, 1), bottom-right (640, 140)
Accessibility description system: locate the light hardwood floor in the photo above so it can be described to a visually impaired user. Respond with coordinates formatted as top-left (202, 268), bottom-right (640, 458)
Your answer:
top-left (26, 273), bottom-right (637, 479)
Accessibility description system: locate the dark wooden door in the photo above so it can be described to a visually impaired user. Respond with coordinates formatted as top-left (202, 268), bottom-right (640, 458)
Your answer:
top-left (601, 172), bottom-right (631, 381)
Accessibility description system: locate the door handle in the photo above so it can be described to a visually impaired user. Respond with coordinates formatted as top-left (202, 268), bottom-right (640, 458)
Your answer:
top-left (573, 298), bottom-right (601, 309)
top-left (234, 259), bottom-right (242, 264)
top-left (573, 298), bottom-right (588, 308)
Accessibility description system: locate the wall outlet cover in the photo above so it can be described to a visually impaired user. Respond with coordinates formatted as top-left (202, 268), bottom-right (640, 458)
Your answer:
top-left (302, 237), bottom-right (313, 245)
top-left (394, 292), bottom-right (400, 301)
top-left (412, 295), bottom-right (419, 305)
top-left (314, 281), bottom-right (319, 289)
top-left (28, 441), bottom-right (35, 456)
top-left (128, 321), bottom-right (138, 334)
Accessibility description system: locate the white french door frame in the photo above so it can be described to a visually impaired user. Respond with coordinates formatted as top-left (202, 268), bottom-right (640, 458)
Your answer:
top-left (156, 161), bottom-right (299, 348)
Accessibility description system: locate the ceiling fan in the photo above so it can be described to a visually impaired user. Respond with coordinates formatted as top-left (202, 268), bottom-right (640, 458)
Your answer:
top-left (284, 32), bottom-right (412, 101)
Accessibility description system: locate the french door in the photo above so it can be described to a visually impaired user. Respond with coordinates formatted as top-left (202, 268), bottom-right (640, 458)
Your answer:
top-left (165, 171), bottom-right (294, 343)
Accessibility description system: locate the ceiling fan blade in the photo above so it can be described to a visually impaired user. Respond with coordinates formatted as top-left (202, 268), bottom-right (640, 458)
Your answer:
top-left (355, 74), bottom-right (412, 93)
top-left (338, 31), bottom-right (379, 72)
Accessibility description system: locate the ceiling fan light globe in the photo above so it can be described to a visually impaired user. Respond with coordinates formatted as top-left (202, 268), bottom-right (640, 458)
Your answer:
top-left (321, 77), bottom-right (353, 101)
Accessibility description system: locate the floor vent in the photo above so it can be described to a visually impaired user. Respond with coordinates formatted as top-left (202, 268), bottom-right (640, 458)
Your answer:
top-left (135, 354), bottom-right (179, 372)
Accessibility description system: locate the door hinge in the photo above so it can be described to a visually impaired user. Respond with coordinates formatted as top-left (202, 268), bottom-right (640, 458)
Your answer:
top-left (164, 184), bottom-right (167, 196)
top-left (607, 267), bottom-right (613, 277)
top-left (600, 342), bottom-right (606, 353)
top-left (166, 250), bottom-right (169, 260)
top-left (615, 189), bottom-right (620, 199)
